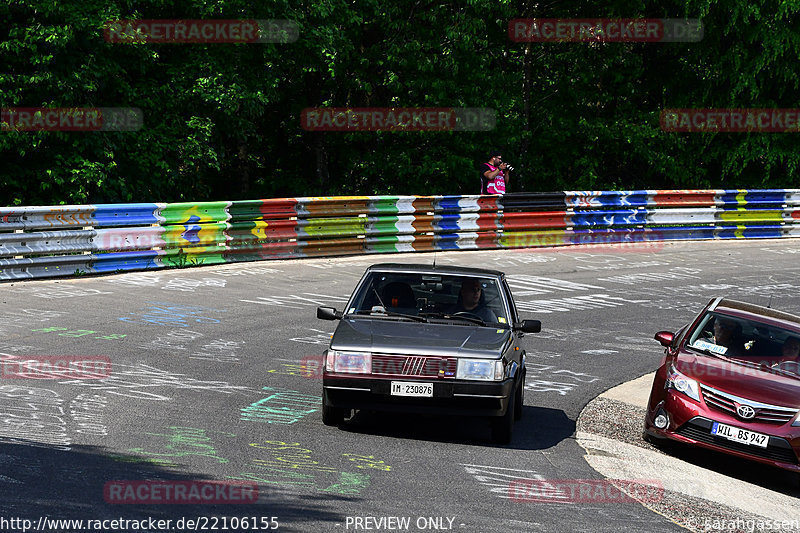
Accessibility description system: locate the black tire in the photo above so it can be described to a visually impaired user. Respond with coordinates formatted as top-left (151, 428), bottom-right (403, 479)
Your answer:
top-left (514, 373), bottom-right (524, 421)
top-left (642, 430), bottom-right (666, 449)
top-left (322, 390), bottom-right (346, 426)
top-left (492, 383), bottom-right (516, 444)
top-left (642, 429), bottom-right (674, 452)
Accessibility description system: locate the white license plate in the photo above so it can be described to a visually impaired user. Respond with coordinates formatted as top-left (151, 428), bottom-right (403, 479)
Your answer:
top-left (711, 422), bottom-right (769, 448)
top-left (390, 381), bottom-right (433, 397)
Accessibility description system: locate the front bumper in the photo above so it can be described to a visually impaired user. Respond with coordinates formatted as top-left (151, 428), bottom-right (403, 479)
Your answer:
top-left (323, 375), bottom-right (515, 417)
top-left (644, 391), bottom-right (800, 472)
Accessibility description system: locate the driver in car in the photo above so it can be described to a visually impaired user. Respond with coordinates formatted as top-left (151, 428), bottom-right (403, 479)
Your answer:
top-left (709, 317), bottom-right (745, 357)
top-left (450, 278), bottom-right (498, 323)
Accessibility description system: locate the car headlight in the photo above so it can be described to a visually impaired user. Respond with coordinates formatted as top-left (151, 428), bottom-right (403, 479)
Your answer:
top-left (456, 359), bottom-right (504, 381)
top-left (327, 350), bottom-right (371, 374)
top-left (666, 363), bottom-right (701, 402)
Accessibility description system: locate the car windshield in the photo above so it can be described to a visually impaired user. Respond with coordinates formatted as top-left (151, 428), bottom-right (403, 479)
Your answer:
top-left (687, 311), bottom-right (800, 372)
top-left (345, 271), bottom-right (508, 326)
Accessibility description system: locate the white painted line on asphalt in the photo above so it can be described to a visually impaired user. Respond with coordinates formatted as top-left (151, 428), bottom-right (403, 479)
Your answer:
top-left (580, 371), bottom-right (800, 529)
top-left (579, 431), bottom-right (800, 524)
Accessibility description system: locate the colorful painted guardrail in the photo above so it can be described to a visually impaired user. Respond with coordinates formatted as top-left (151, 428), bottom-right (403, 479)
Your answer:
top-left (2, 190), bottom-right (799, 280)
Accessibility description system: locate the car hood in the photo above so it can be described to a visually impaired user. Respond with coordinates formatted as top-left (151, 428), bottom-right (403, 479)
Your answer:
top-left (330, 317), bottom-right (511, 358)
top-left (676, 353), bottom-right (800, 407)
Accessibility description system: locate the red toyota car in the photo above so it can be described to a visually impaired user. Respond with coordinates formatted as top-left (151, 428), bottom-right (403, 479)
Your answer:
top-left (644, 297), bottom-right (800, 473)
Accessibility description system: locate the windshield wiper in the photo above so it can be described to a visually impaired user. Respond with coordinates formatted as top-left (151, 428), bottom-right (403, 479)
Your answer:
top-left (419, 312), bottom-right (486, 326)
top-left (764, 365), bottom-right (800, 379)
top-left (350, 285), bottom-right (425, 322)
top-left (352, 308), bottom-right (427, 322)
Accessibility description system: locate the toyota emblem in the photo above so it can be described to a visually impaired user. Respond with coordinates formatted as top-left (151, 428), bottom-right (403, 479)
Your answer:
top-left (736, 404), bottom-right (756, 420)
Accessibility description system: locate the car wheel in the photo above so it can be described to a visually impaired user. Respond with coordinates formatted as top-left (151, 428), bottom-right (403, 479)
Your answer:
top-left (491, 382), bottom-right (516, 444)
top-left (322, 390), bottom-right (346, 426)
top-left (514, 373), bottom-right (524, 421)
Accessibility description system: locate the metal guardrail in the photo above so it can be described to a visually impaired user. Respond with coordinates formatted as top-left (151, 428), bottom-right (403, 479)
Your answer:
top-left (2, 189), bottom-right (799, 280)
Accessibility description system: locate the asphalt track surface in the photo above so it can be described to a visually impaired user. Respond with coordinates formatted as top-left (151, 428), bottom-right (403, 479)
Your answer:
top-left (0, 239), bottom-right (799, 533)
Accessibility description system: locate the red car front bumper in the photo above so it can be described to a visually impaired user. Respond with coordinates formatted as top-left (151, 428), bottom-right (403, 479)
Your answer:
top-left (644, 390), bottom-right (800, 473)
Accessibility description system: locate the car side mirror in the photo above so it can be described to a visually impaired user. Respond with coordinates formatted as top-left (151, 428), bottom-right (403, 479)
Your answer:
top-left (516, 319), bottom-right (541, 333)
top-left (654, 331), bottom-right (674, 348)
top-left (317, 306), bottom-right (342, 321)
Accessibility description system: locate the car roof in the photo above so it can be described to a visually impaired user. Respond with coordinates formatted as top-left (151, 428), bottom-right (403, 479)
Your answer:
top-left (713, 298), bottom-right (800, 329)
top-left (365, 263), bottom-right (506, 279)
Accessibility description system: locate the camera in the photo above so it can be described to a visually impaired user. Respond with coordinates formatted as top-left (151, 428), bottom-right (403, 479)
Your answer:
top-left (503, 163), bottom-right (515, 171)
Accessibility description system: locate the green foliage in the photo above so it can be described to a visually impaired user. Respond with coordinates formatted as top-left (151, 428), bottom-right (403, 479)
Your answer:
top-left (165, 247), bottom-right (204, 268)
top-left (1, 0), bottom-right (799, 206)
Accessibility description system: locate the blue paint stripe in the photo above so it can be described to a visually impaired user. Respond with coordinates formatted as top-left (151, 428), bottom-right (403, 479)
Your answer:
top-left (719, 191), bottom-right (787, 206)
top-left (717, 192), bottom-right (742, 205)
top-left (567, 228), bottom-right (655, 246)
top-left (654, 227), bottom-right (717, 240)
top-left (717, 206), bottom-right (780, 212)
top-left (435, 214), bottom-right (462, 232)
top-left (436, 196), bottom-right (465, 212)
top-left (566, 191), bottom-right (652, 208)
top-left (570, 210), bottom-right (649, 227)
top-left (435, 233), bottom-right (461, 250)
top-left (715, 226), bottom-right (784, 239)
top-left (93, 204), bottom-right (160, 227)
top-left (91, 251), bottom-right (160, 271)
top-left (602, 191), bottom-right (652, 207)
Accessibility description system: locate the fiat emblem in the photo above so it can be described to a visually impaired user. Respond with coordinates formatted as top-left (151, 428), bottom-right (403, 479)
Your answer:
top-left (736, 404), bottom-right (756, 420)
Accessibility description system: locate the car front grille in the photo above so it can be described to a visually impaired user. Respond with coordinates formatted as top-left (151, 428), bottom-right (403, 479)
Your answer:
top-left (371, 354), bottom-right (457, 378)
top-left (675, 417), bottom-right (798, 465)
top-left (700, 385), bottom-right (798, 424)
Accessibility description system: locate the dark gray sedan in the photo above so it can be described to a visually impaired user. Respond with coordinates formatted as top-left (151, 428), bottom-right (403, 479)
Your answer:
top-left (317, 263), bottom-right (541, 444)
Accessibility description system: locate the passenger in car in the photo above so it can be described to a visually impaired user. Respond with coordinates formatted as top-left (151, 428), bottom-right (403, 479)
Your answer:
top-left (381, 281), bottom-right (417, 312)
top-left (781, 336), bottom-right (800, 359)
top-left (771, 337), bottom-right (800, 374)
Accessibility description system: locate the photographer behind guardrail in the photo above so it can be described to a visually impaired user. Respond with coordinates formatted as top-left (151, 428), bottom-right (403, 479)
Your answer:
top-left (479, 150), bottom-right (513, 195)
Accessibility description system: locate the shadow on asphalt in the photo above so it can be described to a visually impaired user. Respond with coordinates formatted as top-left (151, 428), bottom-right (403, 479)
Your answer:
top-left (0, 439), bottom-right (348, 532)
top-left (647, 437), bottom-right (800, 496)
top-left (338, 405), bottom-right (576, 450)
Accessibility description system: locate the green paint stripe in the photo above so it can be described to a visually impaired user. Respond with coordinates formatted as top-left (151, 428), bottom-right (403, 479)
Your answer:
top-left (160, 202), bottom-right (230, 224)
top-left (368, 196), bottom-right (402, 215)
